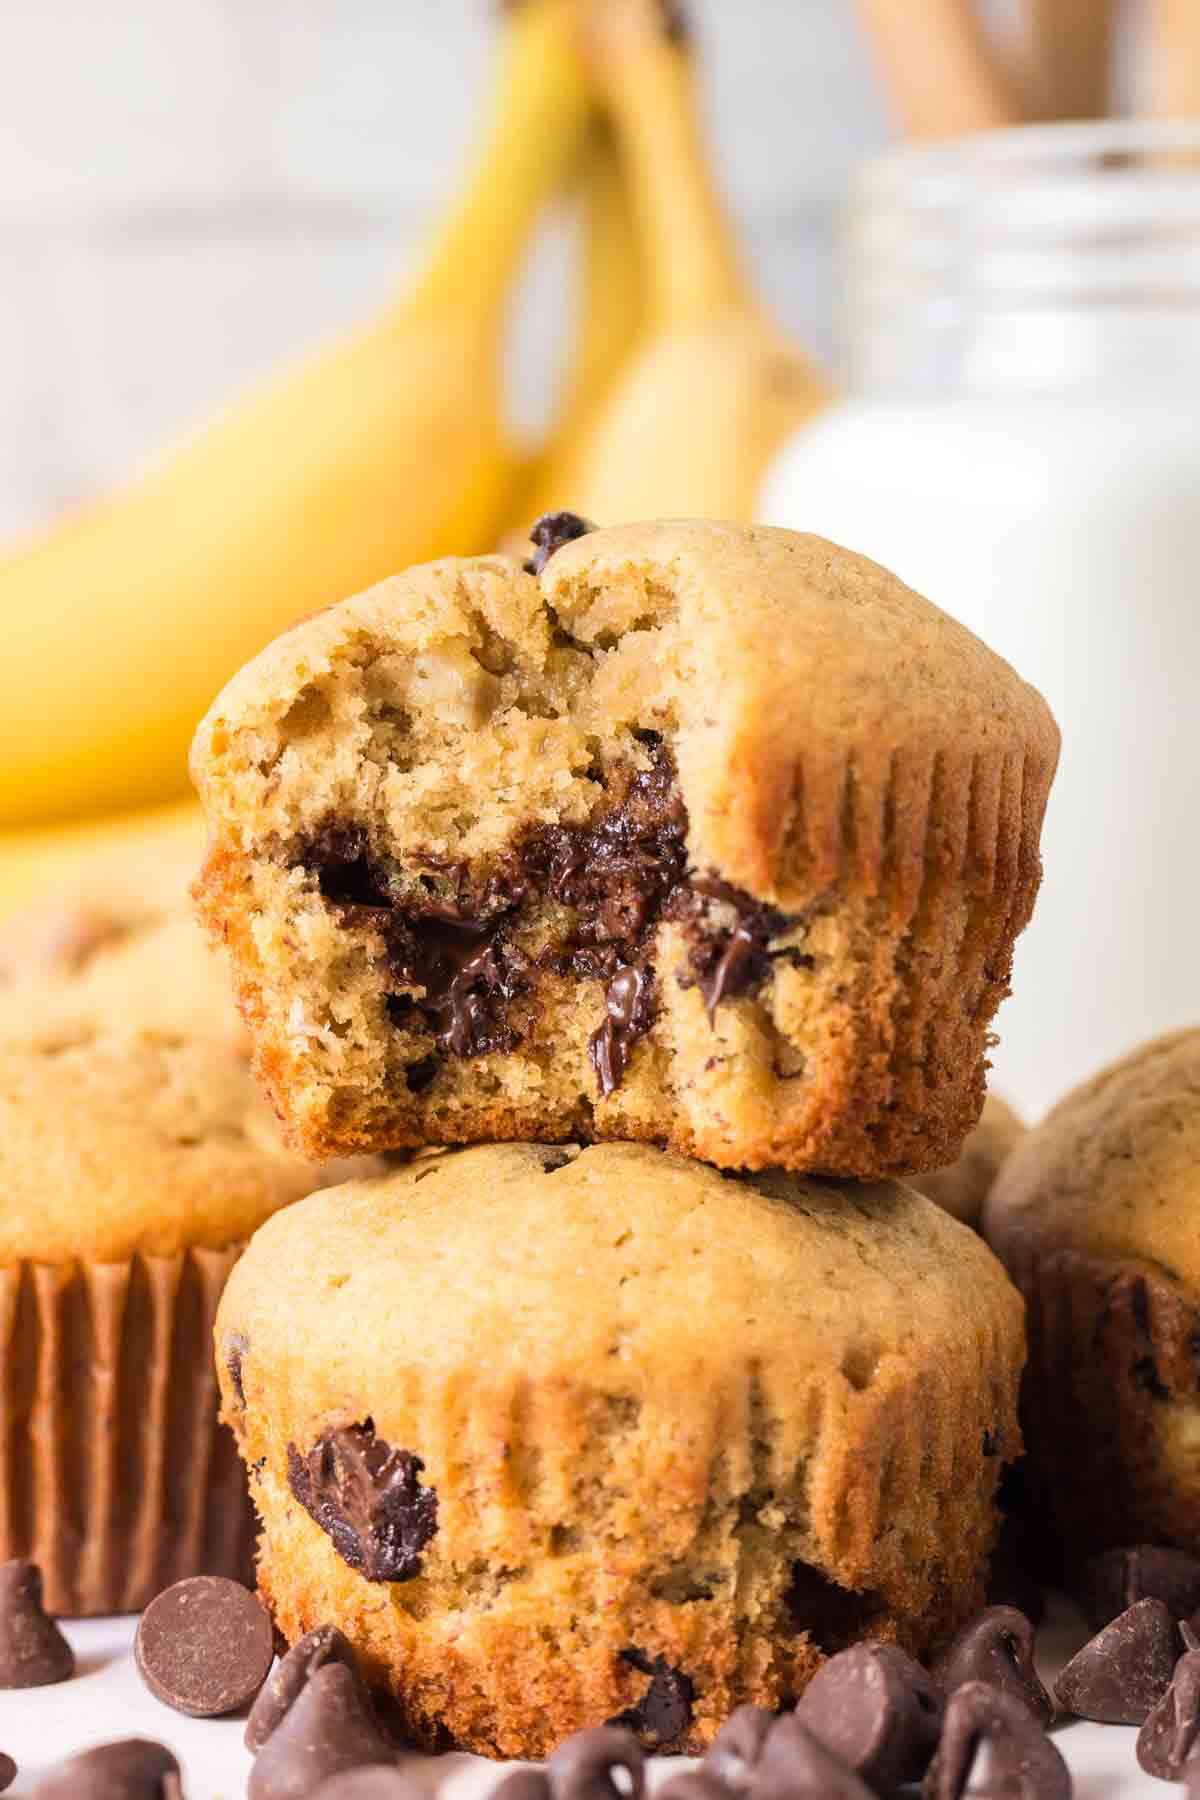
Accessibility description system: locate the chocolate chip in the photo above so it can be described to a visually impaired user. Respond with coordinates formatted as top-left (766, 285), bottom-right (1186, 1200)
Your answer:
top-left (750, 1714), bottom-right (876, 1800)
top-left (797, 1642), bottom-right (944, 1790)
top-left (1138, 1623), bottom-right (1200, 1778)
top-left (702, 1703), bottom-right (775, 1791)
top-left (287, 1423), bottom-right (438, 1583)
top-left (0, 1754), bottom-right (14, 1795)
top-left (310, 1773), bottom-right (425, 1800)
top-left (932, 1606), bottom-right (1052, 1726)
top-left (225, 1332), bottom-right (250, 1406)
top-left (547, 1724), bottom-right (645, 1800)
top-left (524, 511), bottom-right (595, 576)
top-left (389, 913), bottom-right (531, 1059)
top-left (31, 1739), bottom-right (181, 1800)
top-left (248, 1664), bottom-right (397, 1800)
top-left (588, 962), bottom-right (655, 1096)
top-left (1055, 1596), bottom-right (1178, 1724)
top-left (672, 877), bottom-right (799, 1020)
top-left (0, 1559), bottom-right (74, 1688)
top-left (491, 1774), bottom-right (551, 1800)
top-left (608, 1648), bottom-right (695, 1748)
top-left (246, 1625), bottom-right (360, 1752)
top-left (1076, 1543), bottom-right (1200, 1630)
top-left (135, 1575), bottom-right (273, 1718)
top-left (922, 1682), bottom-right (1070, 1799)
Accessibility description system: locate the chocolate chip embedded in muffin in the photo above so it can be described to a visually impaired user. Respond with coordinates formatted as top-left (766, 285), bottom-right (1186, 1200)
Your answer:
top-left (524, 511), bottom-right (596, 576)
top-left (191, 519), bottom-right (1057, 1173)
top-left (609, 1649), bottom-right (695, 1749)
top-left (214, 1144), bottom-right (1025, 1756)
top-left (287, 1425), bottom-right (437, 1584)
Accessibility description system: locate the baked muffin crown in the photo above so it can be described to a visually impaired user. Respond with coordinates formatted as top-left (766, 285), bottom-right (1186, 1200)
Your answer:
top-left (221, 1142), bottom-right (1022, 1443)
top-left (192, 521), bottom-right (1058, 911)
top-left (0, 1024), bottom-right (316, 1264)
top-left (985, 1028), bottom-right (1200, 1286)
top-left (543, 522), bottom-right (1059, 901)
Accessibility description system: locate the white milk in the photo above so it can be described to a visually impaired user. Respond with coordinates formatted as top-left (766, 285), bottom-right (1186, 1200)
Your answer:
top-left (761, 123), bottom-right (1200, 1117)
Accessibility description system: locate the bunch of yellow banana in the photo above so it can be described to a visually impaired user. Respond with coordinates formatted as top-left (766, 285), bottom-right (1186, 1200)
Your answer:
top-left (0, 0), bottom-right (831, 904)
top-left (513, 0), bottom-right (830, 531)
top-left (0, 0), bottom-right (591, 832)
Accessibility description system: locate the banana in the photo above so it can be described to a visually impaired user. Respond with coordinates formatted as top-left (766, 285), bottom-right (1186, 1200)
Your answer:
top-left (511, 120), bottom-right (645, 536)
top-left (0, 0), bottom-right (591, 829)
top-left (0, 801), bottom-right (202, 917)
top-left (541, 0), bottom-right (829, 526)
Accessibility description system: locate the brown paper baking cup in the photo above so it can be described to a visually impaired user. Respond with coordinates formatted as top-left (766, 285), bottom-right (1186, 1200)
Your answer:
top-left (0, 1244), bottom-right (255, 1615)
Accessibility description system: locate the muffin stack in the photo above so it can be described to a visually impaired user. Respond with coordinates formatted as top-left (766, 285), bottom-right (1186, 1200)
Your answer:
top-left (191, 519), bottom-right (1059, 1756)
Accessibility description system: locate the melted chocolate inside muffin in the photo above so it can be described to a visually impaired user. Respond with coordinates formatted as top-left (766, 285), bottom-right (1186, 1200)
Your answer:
top-left (294, 736), bottom-right (803, 1096)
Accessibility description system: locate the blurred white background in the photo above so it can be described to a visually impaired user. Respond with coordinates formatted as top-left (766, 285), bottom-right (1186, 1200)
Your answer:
top-left (0, 0), bottom-right (888, 543)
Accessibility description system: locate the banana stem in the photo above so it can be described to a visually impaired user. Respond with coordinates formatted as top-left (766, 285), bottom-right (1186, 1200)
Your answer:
top-left (594, 4), bottom-right (745, 328)
top-left (407, 0), bottom-right (592, 318)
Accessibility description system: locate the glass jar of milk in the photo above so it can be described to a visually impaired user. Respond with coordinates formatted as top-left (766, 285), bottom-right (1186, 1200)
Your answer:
top-left (762, 120), bottom-right (1200, 1119)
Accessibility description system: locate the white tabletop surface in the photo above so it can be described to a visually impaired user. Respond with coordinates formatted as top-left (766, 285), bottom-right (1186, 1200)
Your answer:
top-left (0, 1598), bottom-right (1163, 1797)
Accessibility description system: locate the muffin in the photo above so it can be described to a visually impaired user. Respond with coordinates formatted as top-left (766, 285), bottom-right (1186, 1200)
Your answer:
top-left (985, 1030), bottom-right (1200, 1561)
top-left (217, 1142), bottom-right (1025, 1756)
top-left (912, 1093), bottom-right (1024, 1229)
top-left (0, 1019), bottom-right (343, 1615)
top-left (0, 841), bottom-right (243, 1050)
top-left (190, 520), bottom-right (1058, 1175)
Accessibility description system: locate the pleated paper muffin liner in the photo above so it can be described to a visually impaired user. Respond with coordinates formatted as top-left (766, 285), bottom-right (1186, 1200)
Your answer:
top-left (0, 1243), bottom-right (254, 1616)
top-left (237, 1328), bottom-right (1023, 1756)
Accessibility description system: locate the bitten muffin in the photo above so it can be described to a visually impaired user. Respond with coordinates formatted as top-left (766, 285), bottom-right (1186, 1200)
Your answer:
top-left (985, 1030), bottom-right (1200, 1561)
top-left (190, 519), bottom-right (1058, 1174)
top-left (912, 1093), bottom-right (1024, 1229)
top-left (217, 1143), bottom-right (1025, 1757)
top-left (0, 841), bottom-right (243, 1050)
top-left (0, 1020), bottom-right (349, 1615)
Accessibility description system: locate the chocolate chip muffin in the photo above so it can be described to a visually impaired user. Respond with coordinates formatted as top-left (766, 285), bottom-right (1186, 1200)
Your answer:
top-left (190, 519), bottom-right (1058, 1175)
top-left (984, 1029), bottom-right (1200, 1561)
top-left (911, 1093), bottom-right (1024, 1229)
top-left (218, 1143), bottom-right (1025, 1757)
top-left (0, 1020), bottom-right (351, 1615)
top-left (0, 839), bottom-right (244, 1051)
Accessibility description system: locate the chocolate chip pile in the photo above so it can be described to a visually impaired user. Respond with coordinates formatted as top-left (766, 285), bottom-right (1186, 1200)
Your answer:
top-left (9, 1542), bottom-right (1200, 1795)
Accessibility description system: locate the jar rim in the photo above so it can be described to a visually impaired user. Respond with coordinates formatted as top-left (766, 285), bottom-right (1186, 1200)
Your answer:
top-left (857, 117), bottom-right (1200, 196)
